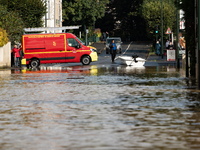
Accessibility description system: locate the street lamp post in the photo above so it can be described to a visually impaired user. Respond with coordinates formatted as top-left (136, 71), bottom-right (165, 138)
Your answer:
top-left (198, 0), bottom-right (200, 88)
top-left (93, 1), bottom-right (95, 42)
top-left (161, 0), bottom-right (164, 58)
top-left (93, 0), bottom-right (99, 42)
top-left (177, 0), bottom-right (180, 69)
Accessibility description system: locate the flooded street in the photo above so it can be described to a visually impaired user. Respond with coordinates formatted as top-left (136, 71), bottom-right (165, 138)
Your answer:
top-left (0, 65), bottom-right (200, 150)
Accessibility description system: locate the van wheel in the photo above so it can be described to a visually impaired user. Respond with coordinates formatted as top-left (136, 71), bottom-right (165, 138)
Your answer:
top-left (81, 56), bottom-right (91, 65)
top-left (30, 59), bottom-right (40, 68)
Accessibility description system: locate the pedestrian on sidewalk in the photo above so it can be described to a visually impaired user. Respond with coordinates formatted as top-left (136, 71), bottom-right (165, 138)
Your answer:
top-left (155, 41), bottom-right (161, 55)
top-left (168, 41), bottom-right (173, 49)
top-left (109, 40), bottom-right (116, 63)
top-left (165, 40), bottom-right (170, 49)
top-left (106, 31), bottom-right (109, 39)
top-left (159, 39), bottom-right (161, 45)
top-left (103, 32), bottom-right (106, 41)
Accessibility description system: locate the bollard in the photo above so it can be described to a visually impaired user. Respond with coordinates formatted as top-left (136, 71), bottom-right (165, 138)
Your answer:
top-left (21, 58), bottom-right (27, 68)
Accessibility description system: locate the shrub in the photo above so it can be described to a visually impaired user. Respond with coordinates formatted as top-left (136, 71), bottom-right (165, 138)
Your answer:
top-left (0, 28), bottom-right (8, 47)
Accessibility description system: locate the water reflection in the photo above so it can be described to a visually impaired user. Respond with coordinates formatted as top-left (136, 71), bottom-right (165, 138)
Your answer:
top-left (0, 65), bottom-right (200, 149)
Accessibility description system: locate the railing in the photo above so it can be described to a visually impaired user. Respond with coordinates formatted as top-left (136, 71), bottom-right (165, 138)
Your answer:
top-left (83, 35), bottom-right (100, 45)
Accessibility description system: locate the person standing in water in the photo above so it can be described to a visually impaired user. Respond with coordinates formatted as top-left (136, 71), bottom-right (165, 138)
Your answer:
top-left (109, 40), bottom-right (117, 63)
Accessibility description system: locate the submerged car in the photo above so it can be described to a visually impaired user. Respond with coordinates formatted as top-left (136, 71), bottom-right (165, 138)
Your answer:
top-left (106, 37), bottom-right (122, 54)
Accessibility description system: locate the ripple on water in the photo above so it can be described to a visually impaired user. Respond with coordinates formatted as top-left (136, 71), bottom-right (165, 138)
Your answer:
top-left (0, 66), bottom-right (199, 149)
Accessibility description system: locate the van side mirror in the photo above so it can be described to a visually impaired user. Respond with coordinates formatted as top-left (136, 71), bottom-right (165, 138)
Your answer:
top-left (76, 44), bottom-right (81, 49)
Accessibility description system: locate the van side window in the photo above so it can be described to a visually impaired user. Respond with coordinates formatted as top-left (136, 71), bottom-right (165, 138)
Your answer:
top-left (67, 38), bottom-right (79, 47)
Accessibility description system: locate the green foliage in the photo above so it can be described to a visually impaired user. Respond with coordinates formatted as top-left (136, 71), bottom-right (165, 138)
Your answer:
top-left (95, 28), bottom-right (101, 37)
top-left (0, 0), bottom-right (46, 28)
top-left (62, 0), bottom-right (109, 27)
top-left (0, 5), bottom-right (24, 42)
top-left (141, 0), bottom-right (176, 40)
top-left (112, 0), bottom-right (147, 41)
top-left (0, 27), bottom-right (8, 47)
top-left (96, 0), bottom-right (147, 41)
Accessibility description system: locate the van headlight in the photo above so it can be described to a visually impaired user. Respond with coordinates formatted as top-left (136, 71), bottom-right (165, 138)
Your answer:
top-left (90, 48), bottom-right (96, 52)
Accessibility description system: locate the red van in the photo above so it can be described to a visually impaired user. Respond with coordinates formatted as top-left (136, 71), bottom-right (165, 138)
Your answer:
top-left (22, 33), bottom-right (98, 68)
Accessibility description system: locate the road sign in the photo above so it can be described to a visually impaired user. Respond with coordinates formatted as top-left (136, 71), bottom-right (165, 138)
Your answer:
top-left (167, 49), bottom-right (175, 61)
top-left (165, 28), bottom-right (172, 34)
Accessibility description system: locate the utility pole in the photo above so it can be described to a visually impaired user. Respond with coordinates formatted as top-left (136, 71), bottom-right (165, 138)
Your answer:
top-left (177, 0), bottom-right (180, 69)
top-left (198, 0), bottom-right (200, 88)
top-left (161, 0), bottom-right (164, 58)
top-left (93, 0), bottom-right (95, 42)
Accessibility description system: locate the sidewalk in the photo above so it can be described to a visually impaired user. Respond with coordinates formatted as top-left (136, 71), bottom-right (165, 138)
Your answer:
top-left (90, 42), bottom-right (105, 54)
top-left (146, 53), bottom-right (179, 66)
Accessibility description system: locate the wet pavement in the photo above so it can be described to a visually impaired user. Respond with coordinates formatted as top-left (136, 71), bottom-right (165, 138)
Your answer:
top-left (0, 64), bottom-right (200, 150)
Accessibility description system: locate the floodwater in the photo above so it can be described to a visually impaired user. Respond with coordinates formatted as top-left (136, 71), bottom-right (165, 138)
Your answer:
top-left (0, 65), bottom-right (200, 150)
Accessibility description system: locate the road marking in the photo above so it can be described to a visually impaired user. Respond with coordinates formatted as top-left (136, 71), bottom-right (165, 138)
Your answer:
top-left (123, 42), bottom-right (132, 54)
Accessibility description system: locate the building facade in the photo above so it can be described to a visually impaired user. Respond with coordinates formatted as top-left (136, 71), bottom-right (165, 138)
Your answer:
top-left (42, 0), bottom-right (62, 32)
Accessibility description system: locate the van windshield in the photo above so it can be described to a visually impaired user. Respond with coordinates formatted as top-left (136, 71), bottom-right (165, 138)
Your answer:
top-left (76, 37), bottom-right (85, 45)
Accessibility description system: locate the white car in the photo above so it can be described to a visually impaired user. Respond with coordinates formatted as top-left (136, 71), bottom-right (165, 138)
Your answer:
top-left (106, 37), bottom-right (122, 54)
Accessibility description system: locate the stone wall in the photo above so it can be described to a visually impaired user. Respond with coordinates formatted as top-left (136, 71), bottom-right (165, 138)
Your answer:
top-left (0, 42), bottom-right (11, 68)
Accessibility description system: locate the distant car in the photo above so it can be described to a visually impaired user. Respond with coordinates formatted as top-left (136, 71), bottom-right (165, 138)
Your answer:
top-left (106, 37), bottom-right (122, 54)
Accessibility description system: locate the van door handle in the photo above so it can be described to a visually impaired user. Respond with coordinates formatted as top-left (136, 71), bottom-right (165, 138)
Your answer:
top-left (67, 50), bottom-right (71, 51)
top-left (59, 50), bottom-right (63, 52)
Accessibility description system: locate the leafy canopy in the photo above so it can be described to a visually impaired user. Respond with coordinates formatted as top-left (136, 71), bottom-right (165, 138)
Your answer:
top-left (109, 0), bottom-right (146, 40)
top-left (62, 0), bottom-right (109, 27)
top-left (0, 5), bottom-right (24, 42)
top-left (142, 0), bottom-right (176, 39)
top-left (0, 0), bottom-right (46, 28)
top-left (0, 27), bottom-right (8, 47)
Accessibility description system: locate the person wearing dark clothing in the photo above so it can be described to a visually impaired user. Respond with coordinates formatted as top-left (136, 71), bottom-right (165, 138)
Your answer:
top-left (155, 41), bottom-right (161, 55)
top-left (106, 31), bottom-right (109, 39)
top-left (132, 54), bottom-right (139, 63)
top-left (11, 49), bottom-right (14, 67)
top-left (19, 45), bottom-right (24, 67)
top-left (103, 32), bottom-right (106, 41)
top-left (168, 42), bottom-right (173, 49)
top-left (109, 40), bottom-right (117, 62)
top-left (159, 39), bottom-right (161, 45)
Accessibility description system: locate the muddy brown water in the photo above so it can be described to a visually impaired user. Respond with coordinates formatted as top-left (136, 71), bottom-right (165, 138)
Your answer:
top-left (0, 65), bottom-right (200, 150)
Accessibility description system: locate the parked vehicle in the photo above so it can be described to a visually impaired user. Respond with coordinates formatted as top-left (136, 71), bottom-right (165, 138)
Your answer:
top-left (22, 33), bottom-right (98, 68)
top-left (106, 37), bottom-right (122, 54)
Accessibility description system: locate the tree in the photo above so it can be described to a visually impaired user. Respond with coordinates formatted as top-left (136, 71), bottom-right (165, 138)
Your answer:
top-left (0, 5), bottom-right (24, 42)
top-left (96, 0), bottom-right (147, 41)
top-left (0, 27), bottom-right (8, 47)
top-left (0, 0), bottom-right (46, 28)
top-left (114, 0), bottom-right (147, 41)
top-left (141, 0), bottom-right (176, 40)
top-left (62, 0), bottom-right (109, 29)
